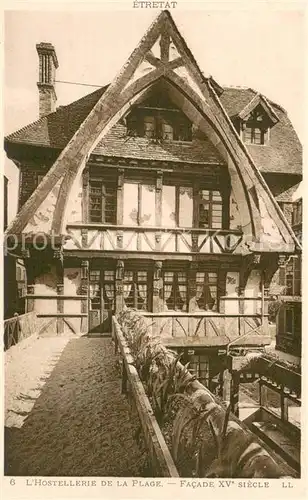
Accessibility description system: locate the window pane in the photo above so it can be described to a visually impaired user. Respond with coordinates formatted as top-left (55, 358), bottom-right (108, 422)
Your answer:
top-left (104, 185), bottom-right (116, 224)
top-left (162, 186), bottom-right (176, 227)
top-left (124, 271), bottom-right (133, 282)
top-left (164, 272), bottom-right (174, 282)
top-left (196, 272), bottom-right (205, 282)
top-left (162, 121), bottom-right (173, 141)
top-left (178, 272), bottom-right (187, 282)
top-left (103, 284), bottom-right (115, 310)
top-left (285, 398), bottom-right (301, 428)
top-left (90, 270), bottom-right (100, 282)
top-left (212, 191), bottom-right (222, 201)
top-left (144, 116), bottom-right (155, 138)
top-left (104, 270), bottom-right (114, 281)
top-left (89, 181), bottom-right (102, 222)
top-left (196, 272), bottom-right (218, 311)
top-left (90, 283), bottom-right (100, 310)
top-left (201, 190), bottom-right (210, 201)
top-left (179, 186), bottom-right (193, 227)
top-left (260, 385), bottom-right (281, 418)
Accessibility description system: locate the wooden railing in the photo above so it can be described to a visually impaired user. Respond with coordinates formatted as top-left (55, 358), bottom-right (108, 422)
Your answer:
top-left (4, 312), bottom-right (39, 351)
top-left (65, 224), bottom-right (243, 254)
top-left (112, 318), bottom-right (179, 477)
top-left (140, 312), bottom-right (271, 347)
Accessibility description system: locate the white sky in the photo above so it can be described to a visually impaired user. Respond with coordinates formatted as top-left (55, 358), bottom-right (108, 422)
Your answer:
top-left (3, 3), bottom-right (306, 221)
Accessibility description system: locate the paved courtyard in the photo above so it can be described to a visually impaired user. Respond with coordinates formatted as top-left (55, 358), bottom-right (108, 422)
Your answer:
top-left (5, 336), bottom-right (146, 476)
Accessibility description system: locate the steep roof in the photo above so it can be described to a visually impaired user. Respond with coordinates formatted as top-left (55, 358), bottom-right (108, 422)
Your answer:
top-left (276, 182), bottom-right (302, 203)
top-left (220, 88), bottom-right (302, 175)
top-left (5, 85), bottom-right (302, 175)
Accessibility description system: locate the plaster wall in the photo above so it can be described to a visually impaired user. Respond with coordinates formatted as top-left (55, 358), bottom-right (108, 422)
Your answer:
top-left (244, 269), bottom-right (262, 315)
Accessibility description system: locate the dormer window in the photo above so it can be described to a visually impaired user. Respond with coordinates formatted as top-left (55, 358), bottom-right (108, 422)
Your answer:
top-left (242, 109), bottom-right (268, 145)
top-left (126, 108), bottom-right (192, 142)
top-left (237, 96), bottom-right (279, 146)
top-left (243, 124), bottom-right (267, 145)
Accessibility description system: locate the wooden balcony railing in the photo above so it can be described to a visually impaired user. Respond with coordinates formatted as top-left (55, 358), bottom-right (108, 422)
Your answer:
top-left (65, 224), bottom-right (243, 254)
top-left (139, 312), bottom-right (271, 347)
top-left (4, 312), bottom-right (38, 350)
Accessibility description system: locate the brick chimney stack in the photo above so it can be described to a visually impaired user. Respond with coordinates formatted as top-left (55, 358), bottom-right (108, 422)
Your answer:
top-left (36, 42), bottom-right (59, 118)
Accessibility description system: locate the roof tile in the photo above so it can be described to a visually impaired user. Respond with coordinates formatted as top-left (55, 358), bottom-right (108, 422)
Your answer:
top-left (5, 85), bottom-right (302, 175)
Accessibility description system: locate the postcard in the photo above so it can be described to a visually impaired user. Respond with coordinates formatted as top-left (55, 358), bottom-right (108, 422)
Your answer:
top-left (2, 1), bottom-right (306, 499)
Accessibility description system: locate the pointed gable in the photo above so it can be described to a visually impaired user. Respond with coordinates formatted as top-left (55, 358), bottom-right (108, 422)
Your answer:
top-left (5, 10), bottom-right (300, 253)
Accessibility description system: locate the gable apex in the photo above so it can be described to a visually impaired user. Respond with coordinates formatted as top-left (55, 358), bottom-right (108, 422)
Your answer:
top-left (238, 93), bottom-right (279, 124)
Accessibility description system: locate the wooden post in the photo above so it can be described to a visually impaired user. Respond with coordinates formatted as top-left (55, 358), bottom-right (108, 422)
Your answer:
top-left (122, 359), bottom-right (128, 394)
top-left (117, 168), bottom-right (124, 225)
top-left (222, 369), bottom-right (231, 403)
top-left (57, 284), bottom-right (64, 334)
top-left (281, 386), bottom-right (288, 422)
top-left (218, 369), bottom-right (224, 398)
top-left (153, 261), bottom-right (163, 317)
top-left (80, 260), bottom-right (89, 333)
top-left (260, 382), bottom-right (268, 407)
top-left (155, 170), bottom-right (163, 227)
top-left (188, 262), bottom-right (198, 335)
top-left (82, 166), bottom-right (89, 223)
top-left (26, 285), bottom-right (35, 313)
top-left (230, 372), bottom-right (240, 417)
top-left (115, 260), bottom-right (124, 313)
top-left (53, 247), bottom-right (64, 334)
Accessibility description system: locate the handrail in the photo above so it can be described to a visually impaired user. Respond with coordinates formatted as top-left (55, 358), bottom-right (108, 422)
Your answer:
top-left (112, 318), bottom-right (179, 477)
top-left (67, 223), bottom-right (243, 235)
top-left (140, 312), bottom-right (268, 318)
top-left (4, 312), bottom-right (37, 351)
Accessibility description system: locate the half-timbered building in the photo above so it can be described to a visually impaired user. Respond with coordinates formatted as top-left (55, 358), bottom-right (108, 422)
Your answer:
top-left (4, 11), bottom-right (302, 383)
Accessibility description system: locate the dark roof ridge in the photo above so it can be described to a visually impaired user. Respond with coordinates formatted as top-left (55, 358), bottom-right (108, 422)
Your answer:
top-left (222, 85), bottom-right (286, 114)
top-left (55, 83), bottom-right (109, 111)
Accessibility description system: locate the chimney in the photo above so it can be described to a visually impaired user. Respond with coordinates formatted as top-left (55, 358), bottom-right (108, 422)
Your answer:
top-left (36, 42), bottom-right (59, 118)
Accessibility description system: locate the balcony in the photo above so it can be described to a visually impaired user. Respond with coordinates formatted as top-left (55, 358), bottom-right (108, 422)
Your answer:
top-left (139, 311), bottom-right (271, 348)
top-left (65, 224), bottom-right (243, 255)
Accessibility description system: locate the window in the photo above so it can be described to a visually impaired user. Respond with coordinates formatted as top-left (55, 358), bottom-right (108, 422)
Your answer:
top-left (196, 272), bottom-right (218, 311)
top-left (242, 109), bottom-right (268, 145)
top-left (292, 200), bottom-right (302, 226)
top-left (260, 384), bottom-right (282, 418)
top-left (243, 125), bottom-right (266, 145)
top-left (174, 118), bottom-right (193, 141)
top-left (144, 116), bottom-right (156, 139)
top-left (162, 185), bottom-right (193, 227)
top-left (123, 270), bottom-right (148, 310)
top-left (285, 257), bottom-right (301, 296)
top-left (189, 355), bottom-right (210, 387)
top-left (89, 180), bottom-right (116, 223)
top-left (89, 269), bottom-right (115, 312)
top-left (126, 110), bottom-right (192, 142)
top-left (102, 270), bottom-right (115, 312)
top-left (163, 271), bottom-right (188, 311)
top-left (198, 190), bottom-right (222, 229)
top-left (285, 398), bottom-right (301, 428)
top-left (89, 270), bottom-right (101, 310)
top-left (123, 182), bottom-right (155, 226)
